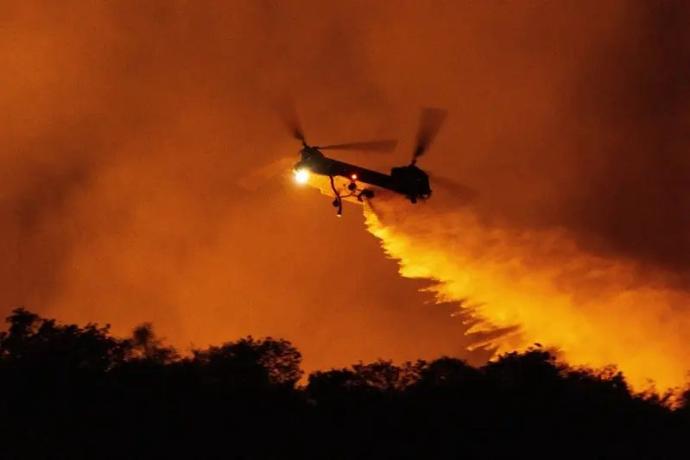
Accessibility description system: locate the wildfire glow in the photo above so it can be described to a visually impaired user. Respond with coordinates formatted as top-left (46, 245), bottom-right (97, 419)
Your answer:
top-left (363, 195), bottom-right (690, 394)
top-left (294, 169), bottom-right (310, 184)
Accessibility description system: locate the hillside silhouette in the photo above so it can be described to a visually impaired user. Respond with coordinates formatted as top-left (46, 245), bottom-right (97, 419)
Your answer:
top-left (1, 308), bottom-right (688, 459)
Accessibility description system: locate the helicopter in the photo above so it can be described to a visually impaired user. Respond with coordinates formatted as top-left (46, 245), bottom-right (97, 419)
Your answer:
top-left (287, 108), bottom-right (447, 216)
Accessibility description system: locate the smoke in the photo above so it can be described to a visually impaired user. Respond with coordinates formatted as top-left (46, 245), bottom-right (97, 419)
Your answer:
top-left (2, 0), bottom-right (689, 381)
top-left (2, 0), bottom-right (486, 373)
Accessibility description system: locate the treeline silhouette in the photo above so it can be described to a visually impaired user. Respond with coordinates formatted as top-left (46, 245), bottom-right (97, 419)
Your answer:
top-left (1, 309), bottom-right (688, 459)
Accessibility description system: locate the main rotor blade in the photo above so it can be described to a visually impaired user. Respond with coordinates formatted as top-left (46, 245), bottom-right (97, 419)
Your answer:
top-left (318, 139), bottom-right (398, 152)
top-left (276, 98), bottom-right (306, 144)
top-left (412, 107), bottom-right (447, 164)
top-left (237, 157), bottom-right (296, 191)
top-left (428, 173), bottom-right (478, 204)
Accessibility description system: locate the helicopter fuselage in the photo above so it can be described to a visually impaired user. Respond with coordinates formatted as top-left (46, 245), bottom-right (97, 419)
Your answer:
top-left (294, 147), bottom-right (431, 202)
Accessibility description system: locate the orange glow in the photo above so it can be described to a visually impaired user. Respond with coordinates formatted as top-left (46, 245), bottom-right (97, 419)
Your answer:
top-left (2, 0), bottom-right (688, 395)
top-left (364, 195), bottom-right (690, 393)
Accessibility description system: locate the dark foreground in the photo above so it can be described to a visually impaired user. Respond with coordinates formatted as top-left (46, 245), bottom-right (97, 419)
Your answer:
top-left (0, 309), bottom-right (688, 459)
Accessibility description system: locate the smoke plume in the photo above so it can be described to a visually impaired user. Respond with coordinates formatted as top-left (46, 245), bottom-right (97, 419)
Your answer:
top-left (2, 1), bottom-right (689, 381)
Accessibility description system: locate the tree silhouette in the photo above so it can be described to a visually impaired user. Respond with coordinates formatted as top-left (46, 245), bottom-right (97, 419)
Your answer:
top-left (193, 336), bottom-right (302, 389)
top-left (413, 356), bottom-right (482, 390)
top-left (0, 309), bottom-right (687, 459)
top-left (0, 307), bottom-right (124, 372)
top-left (125, 322), bottom-right (178, 364)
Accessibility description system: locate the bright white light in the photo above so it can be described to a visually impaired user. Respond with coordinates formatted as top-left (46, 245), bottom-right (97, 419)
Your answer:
top-left (294, 168), bottom-right (310, 184)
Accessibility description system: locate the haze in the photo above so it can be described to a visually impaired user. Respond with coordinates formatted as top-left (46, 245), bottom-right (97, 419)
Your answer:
top-left (2, 1), bottom-right (688, 379)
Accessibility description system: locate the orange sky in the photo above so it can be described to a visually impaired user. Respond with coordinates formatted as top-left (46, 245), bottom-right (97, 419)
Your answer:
top-left (2, 1), bottom-right (689, 379)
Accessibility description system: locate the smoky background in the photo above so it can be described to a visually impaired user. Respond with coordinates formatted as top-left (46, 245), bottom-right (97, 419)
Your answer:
top-left (1, 1), bottom-right (688, 375)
